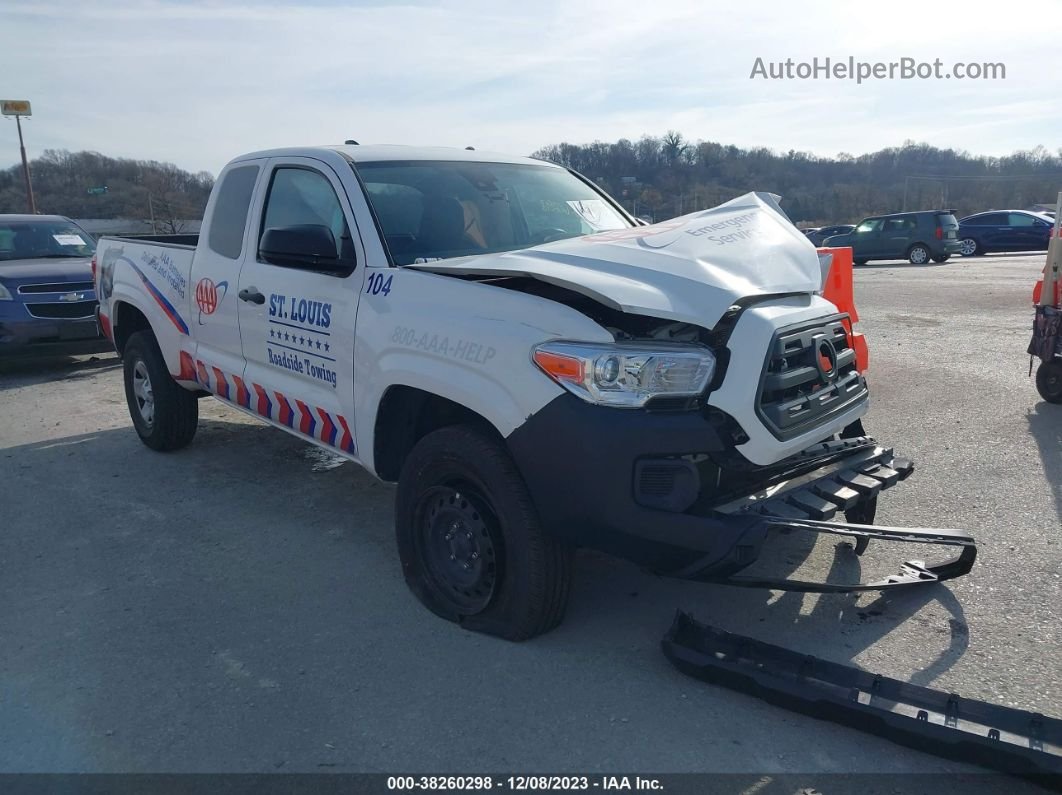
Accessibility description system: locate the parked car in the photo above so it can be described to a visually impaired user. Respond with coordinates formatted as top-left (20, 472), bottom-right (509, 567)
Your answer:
top-left (823, 211), bottom-right (961, 265)
top-left (805, 224), bottom-right (855, 247)
top-left (0, 214), bottom-right (107, 355)
top-left (957, 210), bottom-right (1055, 257)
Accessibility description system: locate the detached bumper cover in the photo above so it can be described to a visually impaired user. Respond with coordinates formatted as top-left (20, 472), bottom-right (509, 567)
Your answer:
top-left (662, 612), bottom-right (1062, 777)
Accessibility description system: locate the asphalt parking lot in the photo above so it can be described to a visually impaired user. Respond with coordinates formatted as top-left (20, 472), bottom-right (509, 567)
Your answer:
top-left (1, 253), bottom-right (1058, 785)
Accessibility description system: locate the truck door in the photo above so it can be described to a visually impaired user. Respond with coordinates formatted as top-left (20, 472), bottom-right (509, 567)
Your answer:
top-left (187, 162), bottom-right (263, 389)
top-left (236, 158), bottom-right (363, 458)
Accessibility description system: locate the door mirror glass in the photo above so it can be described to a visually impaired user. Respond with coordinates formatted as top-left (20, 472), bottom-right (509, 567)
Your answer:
top-left (259, 224), bottom-right (353, 274)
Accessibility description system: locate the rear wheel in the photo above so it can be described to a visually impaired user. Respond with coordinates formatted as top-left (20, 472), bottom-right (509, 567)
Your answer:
top-left (1036, 360), bottom-right (1062, 404)
top-left (908, 245), bottom-right (930, 265)
top-left (958, 238), bottom-right (980, 256)
top-left (122, 330), bottom-right (198, 451)
top-left (395, 424), bottom-right (573, 641)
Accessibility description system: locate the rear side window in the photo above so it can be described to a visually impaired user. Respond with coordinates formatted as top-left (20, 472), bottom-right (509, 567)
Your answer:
top-left (884, 217), bottom-right (915, 232)
top-left (936, 214), bottom-right (958, 228)
top-left (969, 213), bottom-right (1006, 226)
top-left (208, 165), bottom-right (259, 259)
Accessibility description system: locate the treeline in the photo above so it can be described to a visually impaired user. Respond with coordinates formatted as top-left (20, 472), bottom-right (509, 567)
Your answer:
top-left (532, 133), bottom-right (1062, 224)
top-left (0, 150), bottom-right (213, 231)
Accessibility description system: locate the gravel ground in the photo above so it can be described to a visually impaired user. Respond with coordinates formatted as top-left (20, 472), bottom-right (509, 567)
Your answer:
top-left (0, 253), bottom-right (1057, 788)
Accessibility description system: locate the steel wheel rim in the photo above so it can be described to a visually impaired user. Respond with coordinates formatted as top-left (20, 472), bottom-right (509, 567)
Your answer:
top-left (911, 247), bottom-right (928, 264)
top-left (415, 484), bottom-right (500, 615)
top-left (959, 238), bottom-right (976, 256)
top-left (132, 359), bottom-right (155, 427)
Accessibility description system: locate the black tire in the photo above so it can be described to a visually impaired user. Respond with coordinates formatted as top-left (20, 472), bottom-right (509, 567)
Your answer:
top-left (395, 424), bottom-right (573, 641)
top-left (908, 244), bottom-right (930, 265)
top-left (854, 258), bottom-right (868, 266)
top-left (122, 330), bottom-right (198, 451)
top-left (958, 238), bottom-right (981, 257)
top-left (931, 254), bottom-right (950, 263)
top-left (1036, 360), bottom-right (1062, 404)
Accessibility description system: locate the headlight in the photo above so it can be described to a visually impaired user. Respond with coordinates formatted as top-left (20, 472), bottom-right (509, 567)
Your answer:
top-left (532, 341), bottom-right (715, 408)
top-left (0, 283), bottom-right (12, 301)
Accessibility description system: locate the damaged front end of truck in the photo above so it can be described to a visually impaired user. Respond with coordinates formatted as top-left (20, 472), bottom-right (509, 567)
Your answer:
top-left (409, 191), bottom-right (978, 594)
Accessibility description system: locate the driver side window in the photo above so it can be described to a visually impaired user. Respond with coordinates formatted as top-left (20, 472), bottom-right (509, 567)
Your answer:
top-left (260, 167), bottom-right (351, 261)
top-left (855, 219), bottom-right (882, 234)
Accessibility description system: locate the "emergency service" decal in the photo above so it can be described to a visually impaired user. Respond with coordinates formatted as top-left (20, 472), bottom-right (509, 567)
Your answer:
top-left (266, 292), bottom-right (337, 388)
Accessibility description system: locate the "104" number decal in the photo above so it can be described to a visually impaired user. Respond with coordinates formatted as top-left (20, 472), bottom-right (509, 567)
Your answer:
top-left (365, 273), bottom-right (394, 296)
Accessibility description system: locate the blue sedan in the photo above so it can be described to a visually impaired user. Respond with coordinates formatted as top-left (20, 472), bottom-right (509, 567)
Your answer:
top-left (957, 210), bottom-right (1054, 256)
top-left (0, 214), bottom-right (109, 355)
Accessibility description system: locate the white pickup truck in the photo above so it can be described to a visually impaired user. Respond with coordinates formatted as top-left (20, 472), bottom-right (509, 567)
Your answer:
top-left (94, 144), bottom-right (975, 639)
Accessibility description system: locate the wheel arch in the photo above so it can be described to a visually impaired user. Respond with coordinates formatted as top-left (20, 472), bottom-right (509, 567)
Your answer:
top-left (372, 384), bottom-right (500, 482)
top-left (112, 299), bottom-right (154, 354)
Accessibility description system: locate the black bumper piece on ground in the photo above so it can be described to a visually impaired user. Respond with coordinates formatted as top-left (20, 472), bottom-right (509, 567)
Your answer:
top-left (662, 612), bottom-right (1062, 780)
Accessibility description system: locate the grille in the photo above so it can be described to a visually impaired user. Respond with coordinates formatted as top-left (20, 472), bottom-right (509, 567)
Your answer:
top-left (757, 315), bottom-right (868, 441)
top-left (18, 281), bottom-right (95, 294)
top-left (26, 300), bottom-right (98, 320)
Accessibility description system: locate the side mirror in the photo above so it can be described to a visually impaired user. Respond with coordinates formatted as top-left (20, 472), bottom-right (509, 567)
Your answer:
top-left (259, 224), bottom-right (354, 274)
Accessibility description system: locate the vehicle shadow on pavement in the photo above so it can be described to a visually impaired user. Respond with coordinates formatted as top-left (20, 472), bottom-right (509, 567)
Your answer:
top-left (1026, 402), bottom-right (1062, 525)
top-left (0, 352), bottom-right (120, 392)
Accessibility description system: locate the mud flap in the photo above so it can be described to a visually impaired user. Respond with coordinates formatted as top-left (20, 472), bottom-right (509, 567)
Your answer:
top-left (662, 612), bottom-right (1062, 779)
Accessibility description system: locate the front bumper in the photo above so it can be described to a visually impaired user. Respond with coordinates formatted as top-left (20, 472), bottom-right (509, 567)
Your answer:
top-left (506, 394), bottom-right (976, 592)
top-left (0, 314), bottom-right (107, 355)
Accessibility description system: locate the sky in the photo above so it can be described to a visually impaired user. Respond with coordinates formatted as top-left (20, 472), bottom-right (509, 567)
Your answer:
top-left (2, 0), bottom-right (1060, 176)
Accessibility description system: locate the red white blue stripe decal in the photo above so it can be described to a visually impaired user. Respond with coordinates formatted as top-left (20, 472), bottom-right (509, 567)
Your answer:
top-left (126, 261), bottom-right (190, 335)
top-left (178, 356), bottom-right (356, 454)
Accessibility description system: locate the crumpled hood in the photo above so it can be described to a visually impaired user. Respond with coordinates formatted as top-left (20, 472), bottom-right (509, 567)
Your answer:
top-left (405, 192), bottom-right (823, 328)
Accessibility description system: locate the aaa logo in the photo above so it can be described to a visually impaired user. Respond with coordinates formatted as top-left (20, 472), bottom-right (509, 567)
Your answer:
top-left (195, 277), bottom-right (228, 322)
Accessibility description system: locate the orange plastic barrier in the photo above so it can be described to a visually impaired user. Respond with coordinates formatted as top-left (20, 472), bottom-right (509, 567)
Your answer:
top-left (817, 246), bottom-right (869, 373)
top-left (1034, 278), bottom-right (1061, 307)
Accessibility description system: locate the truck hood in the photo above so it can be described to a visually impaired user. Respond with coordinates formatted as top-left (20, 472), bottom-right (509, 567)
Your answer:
top-left (405, 192), bottom-right (823, 328)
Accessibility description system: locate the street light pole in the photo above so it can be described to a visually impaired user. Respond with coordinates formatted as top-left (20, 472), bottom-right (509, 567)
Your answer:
top-left (15, 114), bottom-right (36, 214)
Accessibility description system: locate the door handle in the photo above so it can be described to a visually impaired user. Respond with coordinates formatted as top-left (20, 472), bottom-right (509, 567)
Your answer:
top-left (239, 287), bottom-right (265, 305)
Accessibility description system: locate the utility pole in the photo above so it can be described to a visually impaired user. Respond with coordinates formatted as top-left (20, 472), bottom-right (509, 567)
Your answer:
top-left (2, 100), bottom-right (36, 213)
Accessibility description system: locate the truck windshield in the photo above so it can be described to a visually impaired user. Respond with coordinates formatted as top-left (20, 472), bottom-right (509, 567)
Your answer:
top-left (0, 219), bottom-right (96, 262)
top-left (355, 160), bottom-right (631, 265)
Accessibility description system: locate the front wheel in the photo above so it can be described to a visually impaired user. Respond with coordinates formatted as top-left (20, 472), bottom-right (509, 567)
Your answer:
top-left (1036, 360), bottom-right (1062, 404)
top-left (958, 238), bottom-right (980, 256)
top-left (395, 424), bottom-right (573, 641)
top-left (908, 245), bottom-right (930, 265)
top-left (123, 330), bottom-right (199, 451)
